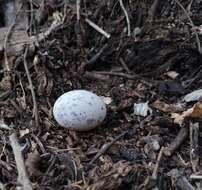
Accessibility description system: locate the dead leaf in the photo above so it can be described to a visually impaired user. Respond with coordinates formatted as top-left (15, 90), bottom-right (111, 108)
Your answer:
top-left (152, 100), bottom-right (184, 113)
top-left (171, 102), bottom-right (202, 125)
top-left (189, 102), bottom-right (202, 118)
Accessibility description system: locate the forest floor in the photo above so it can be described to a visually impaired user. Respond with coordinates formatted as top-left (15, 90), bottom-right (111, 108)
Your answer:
top-left (0, 0), bottom-right (202, 189)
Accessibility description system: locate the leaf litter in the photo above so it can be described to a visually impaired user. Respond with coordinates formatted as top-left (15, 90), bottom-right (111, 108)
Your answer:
top-left (0, 0), bottom-right (202, 190)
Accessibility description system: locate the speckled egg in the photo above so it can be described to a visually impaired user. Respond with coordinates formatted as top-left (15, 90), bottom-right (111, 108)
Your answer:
top-left (53, 90), bottom-right (107, 131)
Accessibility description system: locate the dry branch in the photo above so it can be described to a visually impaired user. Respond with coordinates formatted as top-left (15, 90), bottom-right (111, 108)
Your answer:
top-left (169, 169), bottom-right (195, 190)
top-left (9, 133), bottom-right (33, 190)
top-left (164, 127), bottom-right (188, 156)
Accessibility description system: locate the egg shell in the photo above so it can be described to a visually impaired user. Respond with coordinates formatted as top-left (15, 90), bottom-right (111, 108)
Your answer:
top-left (53, 90), bottom-right (107, 131)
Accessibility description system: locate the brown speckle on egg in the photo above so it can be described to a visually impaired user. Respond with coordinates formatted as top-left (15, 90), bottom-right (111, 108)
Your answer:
top-left (86, 118), bottom-right (95, 125)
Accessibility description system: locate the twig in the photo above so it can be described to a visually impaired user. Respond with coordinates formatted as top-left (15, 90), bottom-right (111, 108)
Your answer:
top-left (9, 133), bottom-right (33, 190)
top-left (175, 0), bottom-right (202, 54)
top-left (152, 146), bottom-right (165, 180)
top-left (94, 71), bottom-right (144, 80)
top-left (142, 146), bottom-right (165, 189)
top-left (31, 134), bottom-right (46, 154)
top-left (169, 169), bottom-right (195, 190)
top-left (190, 174), bottom-right (202, 180)
top-left (31, 12), bottom-right (65, 43)
top-left (119, 57), bottom-right (130, 73)
top-left (88, 132), bottom-right (127, 165)
top-left (118, 0), bottom-right (131, 36)
top-left (84, 71), bottom-right (109, 81)
top-left (29, 0), bottom-right (34, 36)
top-left (190, 122), bottom-right (199, 172)
top-left (85, 18), bottom-right (111, 38)
top-left (75, 0), bottom-right (83, 47)
top-left (4, 3), bottom-right (23, 72)
top-left (183, 66), bottom-right (202, 88)
top-left (46, 146), bottom-right (80, 152)
top-left (164, 127), bottom-right (188, 156)
top-left (86, 44), bottom-right (108, 65)
top-left (187, 0), bottom-right (194, 15)
top-left (76, 0), bottom-right (81, 21)
top-left (23, 46), bottom-right (39, 128)
top-left (93, 71), bottom-right (155, 86)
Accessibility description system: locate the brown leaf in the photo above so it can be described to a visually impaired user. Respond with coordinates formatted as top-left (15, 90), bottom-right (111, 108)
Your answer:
top-left (152, 100), bottom-right (184, 113)
top-left (189, 102), bottom-right (202, 118)
top-left (171, 102), bottom-right (202, 125)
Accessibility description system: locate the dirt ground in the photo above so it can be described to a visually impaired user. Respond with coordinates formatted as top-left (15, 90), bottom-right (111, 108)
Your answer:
top-left (0, 0), bottom-right (202, 189)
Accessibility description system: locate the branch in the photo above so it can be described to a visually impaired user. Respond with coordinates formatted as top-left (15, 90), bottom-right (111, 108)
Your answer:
top-left (164, 127), bottom-right (188, 156)
top-left (9, 133), bottom-right (33, 190)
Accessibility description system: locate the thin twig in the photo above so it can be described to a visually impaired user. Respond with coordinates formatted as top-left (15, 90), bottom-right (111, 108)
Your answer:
top-left (32, 12), bottom-right (65, 43)
top-left (190, 174), bottom-right (202, 180)
top-left (9, 133), bottom-right (33, 190)
top-left (190, 122), bottom-right (199, 172)
top-left (119, 57), bottom-right (130, 73)
top-left (75, 0), bottom-right (83, 47)
top-left (94, 71), bottom-right (144, 80)
top-left (86, 44), bottom-right (108, 65)
top-left (169, 169), bottom-right (195, 190)
top-left (29, 0), bottom-right (34, 36)
top-left (119, 0), bottom-right (131, 36)
top-left (183, 66), bottom-right (202, 88)
top-left (31, 134), bottom-right (46, 154)
top-left (88, 131), bottom-right (127, 165)
top-left (76, 0), bottom-right (81, 21)
top-left (85, 18), bottom-right (111, 38)
top-left (46, 146), bottom-right (80, 152)
top-left (93, 71), bottom-right (155, 86)
top-left (23, 46), bottom-right (39, 128)
top-left (152, 146), bottom-right (165, 180)
top-left (93, 71), bottom-right (155, 87)
top-left (187, 0), bottom-right (194, 14)
top-left (175, 0), bottom-right (202, 54)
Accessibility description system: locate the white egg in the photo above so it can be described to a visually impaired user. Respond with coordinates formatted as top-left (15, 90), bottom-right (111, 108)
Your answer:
top-left (53, 90), bottom-right (107, 131)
